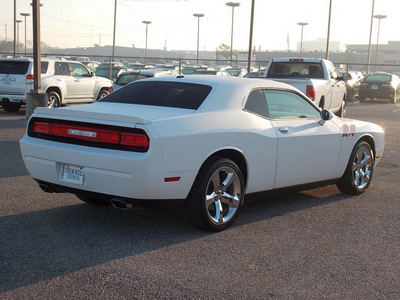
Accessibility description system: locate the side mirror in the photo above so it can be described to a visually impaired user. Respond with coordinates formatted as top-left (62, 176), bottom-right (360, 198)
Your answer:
top-left (319, 109), bottom-right (333, 126)
top-left (89, 70), bottom-right (94, 77)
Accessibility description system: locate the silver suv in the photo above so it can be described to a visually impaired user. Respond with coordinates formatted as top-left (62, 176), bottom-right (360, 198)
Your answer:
top-left (0, 57), bottom-right (113, 112)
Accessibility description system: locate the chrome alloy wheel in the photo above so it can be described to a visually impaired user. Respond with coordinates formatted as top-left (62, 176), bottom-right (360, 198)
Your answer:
top-left (352, 145), bottom-right (373, 190)
top-left (205, 166), bottom-right (242, 225)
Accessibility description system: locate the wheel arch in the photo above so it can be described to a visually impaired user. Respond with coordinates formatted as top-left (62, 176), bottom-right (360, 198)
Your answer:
top-left (46, 86), bottom-right (63, 102)
top-left (194, 148), bottom-right (248, 190)
top-left (357, 134), bottom-right (376, 159)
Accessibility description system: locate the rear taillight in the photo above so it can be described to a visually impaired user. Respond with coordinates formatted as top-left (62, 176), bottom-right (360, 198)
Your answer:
top-left (26, 74), bottom-right (34, 82)
top-left (360, 82), bottom-right (368, 87)
top-left (31, 120), bottom-right (149, 151)
top-left (108, 86), bottom-right (114, 93)
top-left (382, 83), bottom-right (391, 88)
top-left (306, 85), bottom-right (316, 101)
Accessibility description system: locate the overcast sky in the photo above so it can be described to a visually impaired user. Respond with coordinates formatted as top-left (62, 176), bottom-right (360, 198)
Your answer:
top-left (1, 0), bottom-right (398, 51)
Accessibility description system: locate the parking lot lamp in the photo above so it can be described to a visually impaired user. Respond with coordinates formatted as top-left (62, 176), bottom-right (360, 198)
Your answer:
top-left (297, 22), bottom-right (308, 56)
top-left (16, 20), bottom-right (22, 54)
top-left (20, 13), bottom-right (31, 55)
top-left (142, 21), bottom-right (151, 61)
top-left (193, 13), bottom-right (204, 64)
top-left (374, 14), bottom-right (387, 67)
top-left (226, 2), bottom-right (240, 65)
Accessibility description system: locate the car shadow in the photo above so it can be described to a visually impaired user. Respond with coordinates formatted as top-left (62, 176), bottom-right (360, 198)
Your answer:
top-left (0, 184), bottom-right (348, 293)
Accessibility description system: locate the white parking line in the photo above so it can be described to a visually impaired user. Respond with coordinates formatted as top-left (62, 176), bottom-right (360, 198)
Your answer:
top-left (393, 108), bottom-right (400, 112)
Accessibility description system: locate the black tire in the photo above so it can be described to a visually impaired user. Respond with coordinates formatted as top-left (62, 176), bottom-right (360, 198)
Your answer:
top-left (97, 88), bottom-right (109, 100)
top-left (1, 101), bottom-right (21, 112)
top-left (47, 91), bottom-right (61, 108)
top-left (391, 90), bottom-right (397, 104)
top-left (337, 141), bottom-right (374, 195)
top-left (186, 158), bottom-right (245, 232)
top-left (335, 99), bottom-right (346, 118)
top-left (76, 194), bottom-right (110, 206)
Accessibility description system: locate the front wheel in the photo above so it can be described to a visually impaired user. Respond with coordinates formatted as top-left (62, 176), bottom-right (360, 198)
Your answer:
top-left (337, 141), bottom-right (374, 195)
top-left (186, 158), bottom-right (245, 231)
top-left (336, 99), bottom-right (346, 118)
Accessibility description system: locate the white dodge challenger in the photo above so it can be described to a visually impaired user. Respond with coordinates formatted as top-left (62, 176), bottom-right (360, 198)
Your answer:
top-left (20, 76), bottom-right (385, 231)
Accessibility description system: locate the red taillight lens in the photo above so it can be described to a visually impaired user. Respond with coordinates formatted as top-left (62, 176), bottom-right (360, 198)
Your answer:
top-left (32, 122), bottom-right (50, 134)
top-left (382, 83), bottom-right (391, 88)
top-left (108, 86), bottom-right (114, 93)
top-left (26, 74), bottom-right (34, 82)
top-left (31, 121), bottom-right (149, 150)
top-left (120, 132), bottom-right (149, 147)
top-left (306, 85), bottom-right (316, 101)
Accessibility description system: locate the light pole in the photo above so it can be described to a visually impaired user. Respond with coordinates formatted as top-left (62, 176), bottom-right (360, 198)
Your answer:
top-left (142, 21), bottom-right (151, 61)
top-left (367, 0), bottom-right (375, 74)
top-left (374, 14), bottom-right (387, 67)
top-left (226, 2), bottom-right (240, 65)
top-left (20, 13), bottom-right (30, 55)
top-left (325, 0), bottom-right (332, 60)
top-left (16, 20), bottom-right (22, 54)
top-left (297, 22), bottom-right (308, 56)
top-left (193, 13), bottom-right (204, 64)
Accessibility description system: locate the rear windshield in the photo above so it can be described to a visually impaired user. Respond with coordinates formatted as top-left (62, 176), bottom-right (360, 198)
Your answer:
top-left (0, 61), bottom-right (48, 74)
top-left (100, 81), bottom-right (212, 110)
top-left (267, 62), bottom-right (324, 79)
top-left (0, 61), bottom-right (30, 74)
top-left (365, 74), bottom-right (391, 82)
top-left (116, 74), bottom-right (151, 86)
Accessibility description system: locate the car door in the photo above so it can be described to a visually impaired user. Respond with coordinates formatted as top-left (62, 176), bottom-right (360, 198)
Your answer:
top-left (69, 63), bottom-right (96, 102)
top-left (264, 89), bottom-right (342, 189)
top-left (327, 61), bottom-right (345, 111)
top-left (54, 61), bottom-right (76, 100)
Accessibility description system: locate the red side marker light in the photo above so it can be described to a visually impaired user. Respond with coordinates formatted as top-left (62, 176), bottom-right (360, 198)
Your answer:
top-left (164, 177), bottom-right (181, 182)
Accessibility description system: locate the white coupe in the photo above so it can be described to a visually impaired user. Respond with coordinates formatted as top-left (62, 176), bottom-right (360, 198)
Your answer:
top-left (20, 76), bottom-right (385, 231)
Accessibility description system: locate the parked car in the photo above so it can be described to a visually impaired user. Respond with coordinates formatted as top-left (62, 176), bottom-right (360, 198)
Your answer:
top-left (341, 71), bottom-right (361, 100)
top-left (359, 72), bottom-right (400, 103)
top-left (81, 61), bottom-right (100, 72)
top-left (20, 76), bottom-right (384, 231)
top-left (95, 62), bottom-right (131, 81)
top-left (109, 69), bottom-right (177, 92)
top-left (244, 71), bottom-right (262, 78)
top-left (226, 68), bottom-right (247, 77)
top-left (191, 70), bottom-right (231, 76)
top-left (0, 57), bottom-right (112, 112)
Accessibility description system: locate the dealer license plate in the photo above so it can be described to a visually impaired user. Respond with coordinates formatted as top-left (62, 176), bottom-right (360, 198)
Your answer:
top-left (62, 164), bottom-right (85, 185)
top-left (371, 85), bottom-right (378, 90)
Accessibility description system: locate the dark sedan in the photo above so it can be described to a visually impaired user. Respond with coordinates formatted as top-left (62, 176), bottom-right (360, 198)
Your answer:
top-left (359, 72), bottom-right (399, 103)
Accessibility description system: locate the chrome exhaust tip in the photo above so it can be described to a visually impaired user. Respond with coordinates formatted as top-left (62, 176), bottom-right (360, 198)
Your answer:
top-left (111, 198), bottom-right (133, 210)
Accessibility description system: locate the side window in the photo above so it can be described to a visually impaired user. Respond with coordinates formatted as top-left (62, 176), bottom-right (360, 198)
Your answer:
top-left (70, 63), bottom-right (90, 77)
top-left (264, 90), bottom-right (321, 119)
top-left (244, 89), bottom-right (269, 118)
top-left (54, 62), bottom-right (70, 76)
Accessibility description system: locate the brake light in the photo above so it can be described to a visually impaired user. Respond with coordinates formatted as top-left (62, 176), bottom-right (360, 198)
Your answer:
top-left (289, 59), bottom-right (304, 62)
top-left (306, 85), bottom-right (316, 101)
top-left (382, 83), bottom-right (391, 88)
top-left (26, 74), bottom-right (34, 80)
top-left (108, 86), bottom-right (114, 93)
top-left (31, 121), bottom-right (150, 149)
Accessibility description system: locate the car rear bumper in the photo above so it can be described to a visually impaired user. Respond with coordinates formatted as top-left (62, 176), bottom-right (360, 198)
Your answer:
top-left (0, 94), bottom-right (26, 104)
top-left (19, 135), bottom-right (195, 200)
top-left (359, 89), bottom-right (394, 99)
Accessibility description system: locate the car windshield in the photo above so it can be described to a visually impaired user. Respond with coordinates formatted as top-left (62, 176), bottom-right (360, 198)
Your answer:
top-left (365, 74), bottom-right (391, 82)
top-left (0, 61), bottom-right (48, 74)
top-left (100, 81), bottom-right (212, 110)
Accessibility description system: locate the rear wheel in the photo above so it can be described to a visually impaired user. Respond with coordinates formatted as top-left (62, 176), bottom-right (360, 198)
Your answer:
top-left (391, 90), bottom-right (397, 103)
top-left (2, 101), bottom-right (21, 112)
top-left (186, 158), bottom-right (245, 231)
top-left (337, 141), bottom-right (374, 195)
top-left (47, 91), bottom-right (61, 108)
top-left (97, 88), bottom-right (109, 100)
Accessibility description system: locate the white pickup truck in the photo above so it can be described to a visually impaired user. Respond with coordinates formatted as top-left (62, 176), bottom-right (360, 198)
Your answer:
top-left (0, 57), bottom-right (113, 112)
top-left (263, 58), bottom-right (347, 117)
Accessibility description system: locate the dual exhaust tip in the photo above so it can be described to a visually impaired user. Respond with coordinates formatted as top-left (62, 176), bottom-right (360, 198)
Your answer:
top-left (38, 182), bottom-right (134, 210)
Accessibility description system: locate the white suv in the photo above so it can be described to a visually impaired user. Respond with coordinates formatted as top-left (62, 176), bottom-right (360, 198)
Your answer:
top-left (0, 57), bottom-right (113, 112)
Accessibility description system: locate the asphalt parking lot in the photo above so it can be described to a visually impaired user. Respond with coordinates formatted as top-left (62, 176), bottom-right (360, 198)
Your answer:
top-left (1, 101), bottom-right (399, 299)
